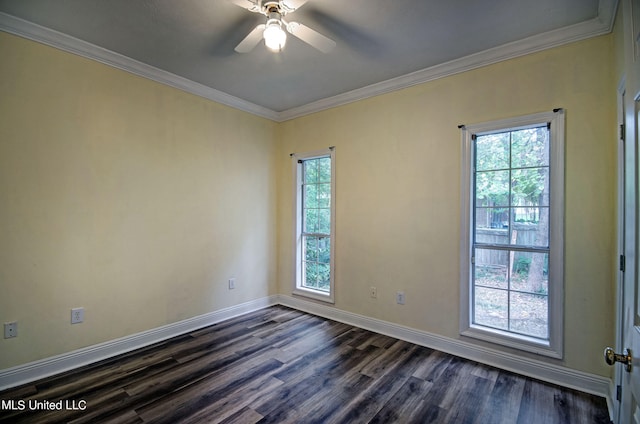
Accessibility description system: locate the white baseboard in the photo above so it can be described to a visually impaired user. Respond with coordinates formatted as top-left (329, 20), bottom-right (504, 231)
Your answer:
top-left (276, 295), bottom-right (612, 402)
top-left (0, 293), bottom-right (613, 416)
top-left (0, 296), bottom-right (278, 391)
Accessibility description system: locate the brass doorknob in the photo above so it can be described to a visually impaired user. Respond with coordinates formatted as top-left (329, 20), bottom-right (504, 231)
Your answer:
top-left (604, 347), bottom-right (632, 372)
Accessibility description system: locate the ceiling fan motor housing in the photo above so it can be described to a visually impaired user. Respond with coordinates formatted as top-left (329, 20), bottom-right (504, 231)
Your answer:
top-left (267, 10), bottom-right (282, 21)
top-left (263, 1), bottom-right (282, 13)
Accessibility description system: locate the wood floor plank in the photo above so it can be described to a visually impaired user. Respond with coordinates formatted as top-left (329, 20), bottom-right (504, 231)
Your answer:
top-left (270, 335), bottom-right (370, 386)
top-left (354, 331), bottom-right (396, 350)
top-left (327, 367), bottom-right (408, 424)
top-left (517, 378), bottom-right (564, 423)
top-left (369, 376), bottom-right (434, 424)
top-left (70, 403), bottom-right (142, 424)
top-left (122, 349), bottom-right (237, 397)
top-left (217, 406), bottom-right (263, 424)
top-left (438, 359), bottom-right (490, 411)
top-left (471, 361), bottom-right (501, 383)
top-left (34, 356), bottom-right (180, 402)
top-left (185, 376), bottom-right (283, 424)
top-left (66, 389), bottom-right (134, 424)
top-left (328, 346), bottom-right (440, 424)
top-left (360, 340), bottom-right (416, 378)
top-left (0, 305), bottom-right (611, 424)
top-left (273, 321), bottom-right (353, 363)
top-left (442, 373), bottom-right (494, 423)
top-left (135, 359), bottom-right (284, 423)
top-left (515, 378), bottom-right (609, 424)
top-left (565, 389), bottom-right (612, 423)
top-left (414, 355), bottom-right (473, 412)
top-left (411, 348), bottom-right (454, 381)
top-left (473, 371), bottom-right (526, 424)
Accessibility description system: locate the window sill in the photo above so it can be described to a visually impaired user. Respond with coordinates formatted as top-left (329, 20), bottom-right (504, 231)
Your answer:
top-left (293, 287), bottom-right (334, 304)
top-left (461, 325), bottom-right (562, 359)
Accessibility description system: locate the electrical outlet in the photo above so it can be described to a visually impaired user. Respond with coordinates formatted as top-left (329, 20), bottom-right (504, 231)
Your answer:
top-left (71, 307), bottom-right (84, 324)
top-left (4, 322), bottom-right (17, 339)
top-left (396, 291), bottom-right (405, 305)
top-left (370, 286), bottom-right (377, 298)
top-left (228, 278), bottom-right (236, 290)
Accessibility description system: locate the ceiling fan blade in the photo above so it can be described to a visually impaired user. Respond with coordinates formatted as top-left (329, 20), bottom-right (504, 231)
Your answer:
top-left (281, 0), bottom-right (310, 12)
top-left (228, 0), bottom-right (260, 12)
top-left (235, 24), bottom-right (266, 53)
top-left (285, 21), bottom-right (336, 53)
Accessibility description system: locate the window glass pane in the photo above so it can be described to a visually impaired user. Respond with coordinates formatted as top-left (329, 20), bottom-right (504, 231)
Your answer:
top-left (318, 237), bottom-right (330, 263)
top-left (511, 168), bottom-right (549, 206)
top-left (509, 252), bottom-right (548, 295)
top-left (304, 262), bottom-right (318, 289)
top-left (318, 209), bottom-right (331, 234)
top-left (511, 127), bottom-right (549, 168)
top-left (476, 133), bottom-right (510, 171)
top-left (475, 207), bottom-right (509, 231)
top-left (318, 158), bottom-right (331, 182)
top-left (304, 236), bottom-right (318, 261)
top-left (317, 263), bottom-right (331, 291)
top-left (511, 206), bottom-right (547, 227)
top-left (475, 211), bottom-right (509, 240)
top-left (510, 292), bottom-right (548, 339)
top-left (304, 184), bottom-right (318, 208)
top-left (474, 248), bottom-right (508, 289)
top-left (511, 208), bottom-right (549, 248)
top-left (476, 170), bottom-right (509, 207)
top-left (474, 287), bottom-right (508, 330)
top-left (317, 183), bottom-right (331, 208)
top-left (304, 209), bottom-right (318, 233)
top-left (304, 160), bottom-right (318, 183)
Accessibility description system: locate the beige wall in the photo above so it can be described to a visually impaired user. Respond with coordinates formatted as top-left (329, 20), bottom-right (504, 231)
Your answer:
top-left (0, 29), bottom-right (617, 379)
top-left (0, 32), bottom-right (278, 369)
top-left (277, 35), bottom-right (616, 376)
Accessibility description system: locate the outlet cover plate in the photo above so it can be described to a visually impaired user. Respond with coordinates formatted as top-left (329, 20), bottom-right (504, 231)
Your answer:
top-left (396, 291), bottom-right (406, 305)
top-left (4, 322), bottom-right (17, 338)
top-left (228, 278), bottom-right (236, 290)
top-left (71, 307), bottom-right (85, 324)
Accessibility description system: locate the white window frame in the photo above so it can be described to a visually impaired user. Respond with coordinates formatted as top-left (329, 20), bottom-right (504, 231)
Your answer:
top-left (292, 147), bottom-right (336, 303)
top-left (460, 110), bottom-right (564, 358)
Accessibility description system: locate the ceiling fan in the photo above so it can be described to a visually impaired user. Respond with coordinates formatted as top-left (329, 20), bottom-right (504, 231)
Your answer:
top-left (230, 0), bottom-right (336, 53)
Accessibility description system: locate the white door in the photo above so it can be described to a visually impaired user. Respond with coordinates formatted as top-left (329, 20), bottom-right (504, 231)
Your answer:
top-left (609, 83), bottom-right (626, 423)
top-left (611, 2), bottom-right (640, 419)
top-left (611, 91), bottom-right (640, 424)
top-left (614, 95), bottom-right (640, 423)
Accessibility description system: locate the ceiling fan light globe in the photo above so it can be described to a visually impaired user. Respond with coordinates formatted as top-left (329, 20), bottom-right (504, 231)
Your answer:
top-left (263, 23), bottom-right (287, 52)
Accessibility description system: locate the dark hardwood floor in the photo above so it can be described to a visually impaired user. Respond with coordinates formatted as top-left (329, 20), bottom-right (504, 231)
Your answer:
top-left (0, 305), bottom-right (611, 423)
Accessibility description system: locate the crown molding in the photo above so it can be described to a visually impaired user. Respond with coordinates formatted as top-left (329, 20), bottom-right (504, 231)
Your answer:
top-left (0, 12), bottom-right (279, 121)
top-left (277, 0), bottom-right (618, 121)
top-left (1, 0), bottom-right (617, 122)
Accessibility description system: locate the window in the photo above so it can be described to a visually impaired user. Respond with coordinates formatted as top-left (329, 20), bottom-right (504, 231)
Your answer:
top-left (460, 110), bottom-right (564, 358)
top-left (292, 148), bottom-right (335, 303)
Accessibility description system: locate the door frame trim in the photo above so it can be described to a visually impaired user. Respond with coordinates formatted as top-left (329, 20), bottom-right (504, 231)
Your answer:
top-left (612, 74), bottom-right (627, 424)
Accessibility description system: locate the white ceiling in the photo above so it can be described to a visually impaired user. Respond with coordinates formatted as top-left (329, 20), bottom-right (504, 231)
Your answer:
top-left (0, 0), bottom-right (617, 121)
